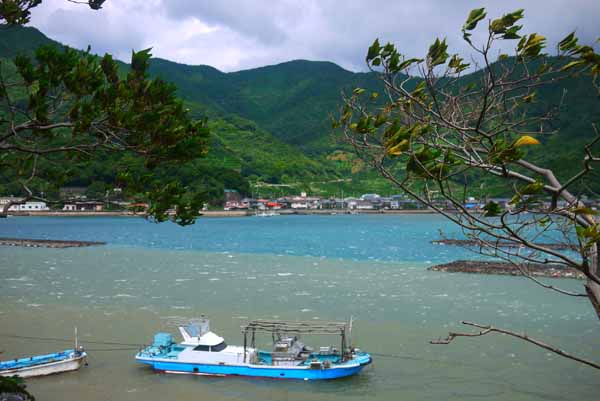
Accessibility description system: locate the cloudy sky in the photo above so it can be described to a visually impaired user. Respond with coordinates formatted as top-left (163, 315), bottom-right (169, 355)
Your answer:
top-left (27, 0), bottom-right (599, 72)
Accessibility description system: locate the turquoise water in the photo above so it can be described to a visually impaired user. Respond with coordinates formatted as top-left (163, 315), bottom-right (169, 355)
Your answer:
top-left (0, 215), bottom-right (598, 400)
top-left (0, 214), bottom-right (474, 262)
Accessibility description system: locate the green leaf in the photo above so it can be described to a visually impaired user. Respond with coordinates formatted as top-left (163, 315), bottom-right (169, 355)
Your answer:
top-left (448, 54), bottom-right (469, 73)
top-left (517, 34), bottom-right (546, 59)
top-left (519, 180), bottom-right (544, 195)
top-left (490, 9), bottom-right (523, 35)
top-left (388, 52), bottom-right (400, 72)
top-left (522, 92), bottom-right (536, 103)
top-left (374, 113), bottom-right (387, 127)
top-left (367, 39), bottom-right (381, 62)
top-left (427, 38), bottom-right (449, 68)
top-left (131, 48), bottom-right (152, 74)
top-left (463, 8), bottom-right (486, 31)
top-left (560, 59), bottom-right (586, 72)
top-left (398, 58), bottom-right (423, 70)
top-left (502, 25), bottom-right (522, 40)
top-left (558, 32), bottom-right (579, 54)
top-left (483, 201), bottom-right (502, 217)
top-left (571, 206), bottom-right (599, 215)
top-left (411, 80), bottom-right (427, 99)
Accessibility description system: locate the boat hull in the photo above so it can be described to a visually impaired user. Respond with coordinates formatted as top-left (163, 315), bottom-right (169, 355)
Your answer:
top-left (0, 354), bottom-right (87, 378)
top-left (136, 354), bottom-right (371, 380)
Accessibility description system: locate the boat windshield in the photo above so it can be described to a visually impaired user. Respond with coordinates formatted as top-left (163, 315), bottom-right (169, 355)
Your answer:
top-left (211, 342), bottom-right (227, 352)
top-left (193, 342), bottom-right (227, 352)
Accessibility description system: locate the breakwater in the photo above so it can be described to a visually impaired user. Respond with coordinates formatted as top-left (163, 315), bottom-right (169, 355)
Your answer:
top-left (432, 239), bottom-right (576, 250)
top-left (429, 260), bottom-right (584, 279)
top-left (0, 237), bottom-right (106, 248)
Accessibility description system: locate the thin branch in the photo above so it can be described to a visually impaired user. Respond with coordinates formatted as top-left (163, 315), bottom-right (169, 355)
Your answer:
top-left (431, 321), bottom-right (600, 370)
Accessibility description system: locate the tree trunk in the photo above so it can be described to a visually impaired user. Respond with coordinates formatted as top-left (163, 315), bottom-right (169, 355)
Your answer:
top-left (0, 197), bottom-right (28, 217)
top-left (586, 244), bottom-right (600, 320)
top-left (0, 202), bottom-right (11, 217)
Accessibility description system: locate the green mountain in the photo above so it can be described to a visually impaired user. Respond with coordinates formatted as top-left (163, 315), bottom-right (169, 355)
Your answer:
top-left (2, 25), bottom-right (600, 201)
top-left (0, 26), bottom-right (356, 201)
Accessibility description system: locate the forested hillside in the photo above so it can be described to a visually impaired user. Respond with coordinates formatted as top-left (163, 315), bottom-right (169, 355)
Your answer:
top-left (2, 25), bottom-right (599, 201)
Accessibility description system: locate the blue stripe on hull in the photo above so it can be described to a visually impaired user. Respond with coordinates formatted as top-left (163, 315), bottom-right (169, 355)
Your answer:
top-left (138, 359), bottom-right (368, 380)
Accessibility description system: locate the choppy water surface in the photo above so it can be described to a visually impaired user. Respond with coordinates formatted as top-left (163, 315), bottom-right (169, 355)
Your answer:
top-left (0, 215), bottom-right (598, 401)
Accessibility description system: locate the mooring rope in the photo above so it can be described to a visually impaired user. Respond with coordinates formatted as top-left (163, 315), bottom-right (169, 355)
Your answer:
top-left (0, 333), bottom-right (451, 359)
top-left (0, 332), bottom-right (143, 349)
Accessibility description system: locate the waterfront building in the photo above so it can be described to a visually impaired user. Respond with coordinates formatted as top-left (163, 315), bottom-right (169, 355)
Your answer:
top-left (6, 201), bottom-right (50, 212)
top-left (62, 201), bottom-right (104, 212)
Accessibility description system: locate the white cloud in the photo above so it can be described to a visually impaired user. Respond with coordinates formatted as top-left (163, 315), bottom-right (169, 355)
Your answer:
top-left (27, 0), bottom-right (600, 72)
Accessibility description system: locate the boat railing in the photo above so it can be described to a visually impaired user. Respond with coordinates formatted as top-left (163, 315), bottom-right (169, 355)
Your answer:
top-left (240, 319), bottom-right (353, 363)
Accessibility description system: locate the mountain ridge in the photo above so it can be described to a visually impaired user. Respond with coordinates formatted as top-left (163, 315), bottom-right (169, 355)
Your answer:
top-left (2, 25), bottom-right (600, 198)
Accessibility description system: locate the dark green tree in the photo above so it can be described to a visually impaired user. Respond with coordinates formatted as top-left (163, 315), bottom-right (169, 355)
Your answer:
top-left (338, 8), bottom-right (600, 369)
top-left (0, 375), bottom-right (35, 401)
top-left (0, 0), bottom-right (210, 225)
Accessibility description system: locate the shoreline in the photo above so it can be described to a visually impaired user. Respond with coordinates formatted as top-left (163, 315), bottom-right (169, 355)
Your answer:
top-left (2, 209), bottom-right (437, 218)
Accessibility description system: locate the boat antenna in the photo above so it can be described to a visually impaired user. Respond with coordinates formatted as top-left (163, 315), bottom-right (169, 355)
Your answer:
top-left (348, 316), bottom-right (354, 348)
top-left (74, 326), bottom-right (78, 350)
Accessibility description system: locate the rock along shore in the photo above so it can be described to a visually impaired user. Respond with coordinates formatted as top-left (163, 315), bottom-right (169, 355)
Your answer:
top-left (431, 239), bottom-right (576, 250)
top-left (0, 237), bottom-right (106, 248)
top-left (429, 260), bottom-right (584, 279)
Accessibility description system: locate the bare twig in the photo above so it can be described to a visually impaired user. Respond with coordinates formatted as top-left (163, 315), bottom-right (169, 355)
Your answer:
top-left (431, 321), bottom-right (600, 370)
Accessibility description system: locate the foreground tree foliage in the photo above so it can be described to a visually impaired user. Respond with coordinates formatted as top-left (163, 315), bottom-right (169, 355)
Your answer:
top-left (0, 0), bottom-right (210, 224)
top-left (337, 8), bottom-right (600, 368)
top-left (0, 375), bottom-right (35, 401)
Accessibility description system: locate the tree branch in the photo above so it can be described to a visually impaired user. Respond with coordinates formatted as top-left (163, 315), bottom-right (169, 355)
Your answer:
top-left (431, 321), bottom-right (600, 370)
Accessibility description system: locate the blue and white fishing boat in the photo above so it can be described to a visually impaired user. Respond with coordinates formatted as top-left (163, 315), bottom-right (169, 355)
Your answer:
top-left (136, 317), bottom-right (371, 380)
top-left (0, 348), bottom-right (87, 378)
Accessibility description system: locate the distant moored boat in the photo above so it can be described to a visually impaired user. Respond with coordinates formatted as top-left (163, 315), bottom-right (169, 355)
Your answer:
top-left (0, 349), bottom-right (87, 378)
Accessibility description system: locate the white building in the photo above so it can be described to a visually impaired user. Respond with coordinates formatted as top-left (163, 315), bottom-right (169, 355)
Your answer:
top-left (7, 201), bottom-right (50, 212)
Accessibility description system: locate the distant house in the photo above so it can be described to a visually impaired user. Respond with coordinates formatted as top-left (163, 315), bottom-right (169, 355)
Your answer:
top-left (8, 201), bottom-right (50, 212)
top-left (361, 193), bottom-right (381, 202)
top-left (62, 201), bottom-right (103, 212)
top-left (287, 195), bottom-right (321, 209)
top-left (224, 189), bottom-right (243, 210)
top-left (290, 198), bottom-right (308, 209)
top-left (320, 198), bottom-right (338, 209)
top-left (356, 200), bottom-right (376, 210)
